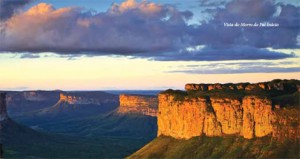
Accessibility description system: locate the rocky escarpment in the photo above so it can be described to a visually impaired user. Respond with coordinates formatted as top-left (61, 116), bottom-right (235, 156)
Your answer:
top-left (118, 94), bottom-right (158, 117)
top-left (58, 93), bottom-right (111, 105)
top-left (158, 80), bottom-right (300, 140)
top-left (58, 93), bottom-right (90, 105)
top-left (39, 92), bottom-right (118, 114)
top-left (0, 93), bottom-right (8, 121)
top-left (43, 93), bottom-right (101, 112)
top-left (185, 79), bottom-right (300, 92)
top-left (52, 92), bottom-right (118, 106)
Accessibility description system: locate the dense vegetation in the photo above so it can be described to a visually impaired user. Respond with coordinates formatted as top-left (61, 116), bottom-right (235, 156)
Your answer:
top-left (128, 136), bottom-right (300, 159)
top-left (161, 79), bottom-right (300, 107)
top-left (3, 90), bottom-right (158, 158)
top-left (15, 110), bottom-right (157, 140)
top-left (2, 112), bottom-right (157, 158)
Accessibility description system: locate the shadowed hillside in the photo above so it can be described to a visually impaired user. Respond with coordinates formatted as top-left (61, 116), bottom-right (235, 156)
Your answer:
top-left (0, 92), bottom-right (151, 158)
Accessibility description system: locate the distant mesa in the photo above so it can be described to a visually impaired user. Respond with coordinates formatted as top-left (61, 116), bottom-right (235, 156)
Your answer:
top-left (40, 92), bottom-right (94, 113)
top-left (55, 91), bottom-right (118, 105)
top-left (118, 94), bottom-right (158, 117)
top-left (39, 92), bottom-right (118, 114)
top-left (58, 93), bottom-right (99, 105)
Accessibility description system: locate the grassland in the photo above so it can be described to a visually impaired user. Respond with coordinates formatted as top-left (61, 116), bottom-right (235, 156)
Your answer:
top-left (128, 136), bottom-right (300, 159)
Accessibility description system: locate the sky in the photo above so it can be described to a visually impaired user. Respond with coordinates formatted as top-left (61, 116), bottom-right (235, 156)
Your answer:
top-left (0, 0), bottom-right (299, 90)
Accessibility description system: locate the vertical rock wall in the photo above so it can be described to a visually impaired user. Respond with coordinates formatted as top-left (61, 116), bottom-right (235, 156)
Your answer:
top-left (157, 93), bottom-right (296, 140)
top-left (118, 94), bottom-right (158, 116)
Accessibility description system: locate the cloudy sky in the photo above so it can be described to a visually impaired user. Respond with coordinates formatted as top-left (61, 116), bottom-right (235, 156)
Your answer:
top-left (0, 0), bottom-right (299, 90)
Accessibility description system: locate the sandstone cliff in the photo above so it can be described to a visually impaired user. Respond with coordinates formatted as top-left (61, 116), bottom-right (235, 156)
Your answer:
top-left (158, 80), bottom-right (300, 140)
top-left (45, 92), bottom-right (102, 112)
top-left (118, 94), bottom-right (158, 117)
top-left (0, 93), bottom-right (9, 121)
top-left (185, 79), bottom-right (299, 92)
top-left (58, 93), bottom-right (101, 105)
top-left (39, 92), bottom-right (118, 114)
top-left (52, 92), bottom-right (118, 105)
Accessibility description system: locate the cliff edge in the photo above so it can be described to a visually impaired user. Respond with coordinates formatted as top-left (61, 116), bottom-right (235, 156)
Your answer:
top-left (185, 79), bottom-right (300, 92)
top-left (118, 94), bottom-right (158, 117)
top-left (158, 79), bottom-right (300, 140)
top-left (39, 91), bottom-right (118, 114)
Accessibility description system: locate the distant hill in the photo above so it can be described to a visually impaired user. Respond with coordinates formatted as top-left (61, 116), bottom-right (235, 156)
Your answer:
top-left (6, 91), bottom-right (119, 116)
top-left (12, 92), bottom-right (157, 141)
top-left (10, 91), bottom-right (118, 126)
top-left (37, 91), bottom-right (119, 115)
top-left (0, 92), bottom-right (150, 158)
top-left (5, 91), bottom-right (61, 116)
top-left (2, 91), bottom-right (158, 158)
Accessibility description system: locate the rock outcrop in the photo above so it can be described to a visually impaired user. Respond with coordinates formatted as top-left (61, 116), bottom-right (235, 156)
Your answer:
top-left (39, 92), bottom-right (118, 114)
top-left (158, 94), bottom-right (298, 140)
top-left (158, 80), bottom-right (300, 140)
top-left (158, 94), bottom-right (245, 139)
top-left (157, 95), bottom-right (206, 138)
top-left (242, 96), bottom-right (274, 139)
top-left (59, 93), bottom-right (99, 105)
top-left (0, 93), bottom-right (8, 121)
top-left (55, 92), bottom-right (118, 105)
top-left (185, 79), bottom-right (299, 92)
top-left (118, 94), bottom-right (158, 117)
top-left (210, 98), bottom-right (243, 135)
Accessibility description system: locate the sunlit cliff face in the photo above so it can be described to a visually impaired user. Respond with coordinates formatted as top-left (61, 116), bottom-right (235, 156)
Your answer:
top-left (118, 94), bottom-right (158, 117)
top-left (157, 80), bottom-right (300, 140)
top-left (158, 94), bottom-right (299, 140)
top-left (57, 93), bottom-right (102, 105)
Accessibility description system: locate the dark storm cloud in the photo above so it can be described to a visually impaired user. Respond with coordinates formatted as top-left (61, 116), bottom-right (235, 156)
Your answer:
top-left (0, 0), bottom-right (299, 61)
top-left (152, 46), bottom-right (295, 61)
top-left (0, 0), bottom-right (32, 20)
top-left (195, 0), bottom-right (300, 49)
